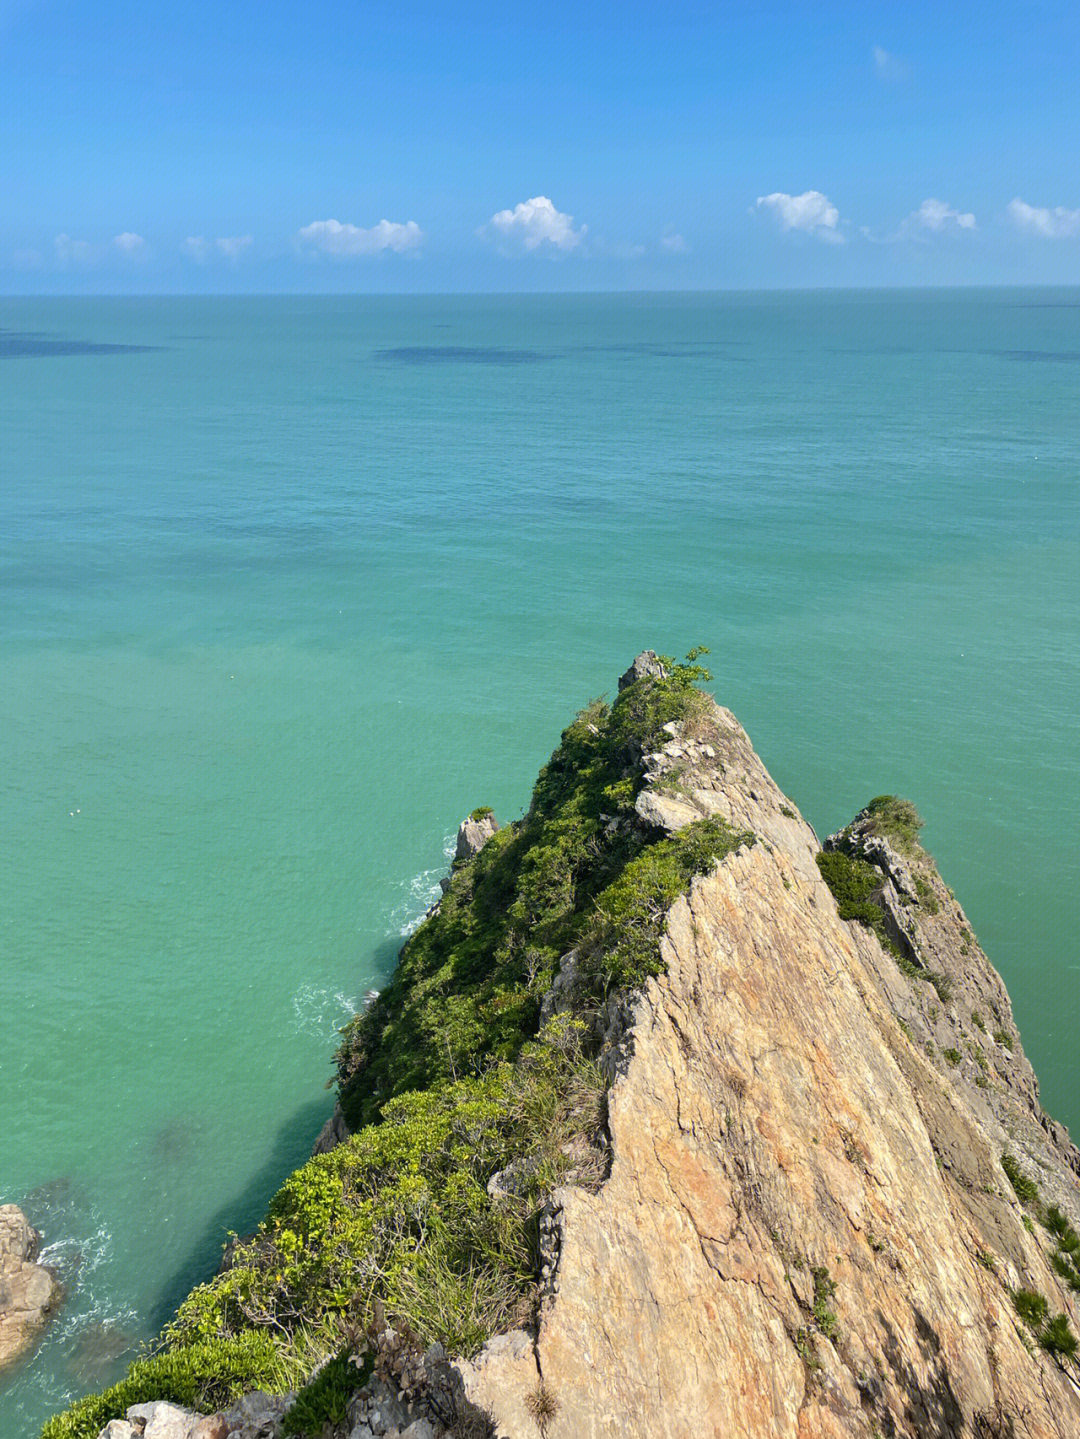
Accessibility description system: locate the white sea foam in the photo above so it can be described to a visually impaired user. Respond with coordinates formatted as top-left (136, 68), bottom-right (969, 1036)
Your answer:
top-left (291, 982), bottom-right (362, 1041)
top-left (387, 833), bottom-right (455, 937)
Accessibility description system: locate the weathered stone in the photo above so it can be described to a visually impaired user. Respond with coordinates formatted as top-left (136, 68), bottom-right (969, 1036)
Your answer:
top-left (0, 1204), bottom-right (61, 1371)
top-left (454, 812), bottom-right (499, 863)
top-left (99, 1422), bottom-right (140, 1439)
top-left (220, 1390), bottom-right (289, 1435)
top-left (189, 1416), bottom-right (231, 1439)
top-left (126, 1400), bottom-right (199, 1438)
top-left (616, 649), bottom-right (667, 691)
top-left (312, 1099), bottom-right (350, 1156)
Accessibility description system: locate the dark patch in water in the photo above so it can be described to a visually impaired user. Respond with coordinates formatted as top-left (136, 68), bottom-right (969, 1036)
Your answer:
top-left (0, 328), bottom-right (163, 357)
top-left (998, 349), bottom-right (1080, 363)
top-left (65, 1321), bottom-right (138, 1385)
top-left (374, 345), bottom-right (548, 365)
top-left (149, 1117), bottom-right (198, 1165)
top-left (579, 341), bottom-right (745, 359)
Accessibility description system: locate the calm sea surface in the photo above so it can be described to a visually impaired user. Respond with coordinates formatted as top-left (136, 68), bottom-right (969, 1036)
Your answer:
top-left (2, 291), bottom-right (1078, 1432)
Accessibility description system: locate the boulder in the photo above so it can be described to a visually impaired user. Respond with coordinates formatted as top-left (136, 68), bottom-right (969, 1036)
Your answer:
top-left (126, 1401), bottom-right (199, 1438)
top-left (0, 1204), bottom-right (61, 1371)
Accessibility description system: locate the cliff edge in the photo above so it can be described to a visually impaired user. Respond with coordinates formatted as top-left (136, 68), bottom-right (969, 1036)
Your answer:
top-left (45, 653), bottom-right (1079, 1439)
top-left (458, 666), bottom-right (1080, 1437)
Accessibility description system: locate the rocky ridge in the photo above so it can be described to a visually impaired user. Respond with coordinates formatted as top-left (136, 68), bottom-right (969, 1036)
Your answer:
top-left (453, 665), bottom-right (1080, 1437)
top-left (62, 654), bottom-right (1080, 1438)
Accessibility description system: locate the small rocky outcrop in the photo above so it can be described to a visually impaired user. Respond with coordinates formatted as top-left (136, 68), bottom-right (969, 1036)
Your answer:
top-left (95, 1392), bottom-right (289, 1439)
top-left (0, 1203), bottom-right (60, 1372)
top-left (616, 649), bottom-right (667, 691)
top-left (454, 812), bottom-right (500, 863)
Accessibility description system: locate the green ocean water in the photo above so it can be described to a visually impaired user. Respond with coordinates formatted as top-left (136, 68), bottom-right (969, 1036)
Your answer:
top-left (2, 290), bottom-right (1077, 1433)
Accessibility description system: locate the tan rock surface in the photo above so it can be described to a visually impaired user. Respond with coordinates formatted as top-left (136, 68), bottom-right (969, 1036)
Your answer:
top-left (460, 698), bottom-right (1080, 1438)
top-left (0, 1203), bottom-right (61, 1372)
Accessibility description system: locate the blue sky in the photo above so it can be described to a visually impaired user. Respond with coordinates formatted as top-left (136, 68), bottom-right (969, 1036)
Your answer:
top-left (2, 0), bottom-right (1079, 292)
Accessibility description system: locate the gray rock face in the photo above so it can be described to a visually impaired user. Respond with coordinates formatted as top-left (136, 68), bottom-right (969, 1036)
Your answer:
top-left (616, 649), bottom-right (667, 692)
top-left (312, 1099), bottom-right (350, 1156)
top-left (454, 812), bottom-right (499, 863)
top-left (0, 1203), bottom-right (60, 1371)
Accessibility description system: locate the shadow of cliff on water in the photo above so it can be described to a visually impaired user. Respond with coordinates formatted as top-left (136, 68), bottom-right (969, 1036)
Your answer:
top-left (145, 1094), bottom-right (333, 1336)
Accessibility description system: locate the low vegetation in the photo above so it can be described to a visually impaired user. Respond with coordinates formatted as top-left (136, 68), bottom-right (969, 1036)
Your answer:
top-left (862, 795), bottom-right (925, 852)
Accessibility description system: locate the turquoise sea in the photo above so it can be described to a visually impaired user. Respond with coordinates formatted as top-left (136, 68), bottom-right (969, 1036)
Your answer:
top-left (2, 291), bottom-right (1078, 1433)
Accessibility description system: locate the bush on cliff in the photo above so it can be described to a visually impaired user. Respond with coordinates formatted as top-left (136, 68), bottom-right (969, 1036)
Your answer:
top-left (863, 795), bottom-right (924, 852)
top-left (334, 652), bottom-right (749, 1129)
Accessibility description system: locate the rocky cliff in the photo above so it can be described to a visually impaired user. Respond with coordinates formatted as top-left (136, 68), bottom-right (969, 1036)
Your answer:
top-left (457, 665), bottom-right (1080, 1438)
top-left (45, 653), bottom-right (1080, 1439)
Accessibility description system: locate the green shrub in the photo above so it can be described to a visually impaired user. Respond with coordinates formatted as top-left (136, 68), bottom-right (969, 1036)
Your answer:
top-left (994, 1028), bottom-right (1014, 1051)
top-left (815, 850), bottom-right (895, 953)
top-left (468, 806), bottom-right (494, 821)
top-left (336, 656), bottom-right (745, 1129)
top-left (913, 876), bottom-right (940, 914)
top-left (1001, 1153), bottom-right (1040, 1205)
top-left (943, 1048), bottom-right (962, 1066)
top-left (926, 970), bottom-right (953, 1004)
top-left (282, 1350), bottom-right (368, 1435)
top-left (1039, 1312), bottom-right (1078, 1359)
top-left (863, 796), bottom-right (924, 852)
top-left (40, 1332), bottom-right (283, 1439)
top-left (811, 1266), bottom-right (838, 1339)
top-left (1012, 1289), bottom-right (1048, 1328)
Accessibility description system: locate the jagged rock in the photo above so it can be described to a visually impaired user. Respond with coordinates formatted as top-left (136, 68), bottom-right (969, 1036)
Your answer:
top-left (454, 811), bottom-right (500, 863)
top-left (617, 649), bottom-right (667, 691)
top-left (456, 694), bottom-right (1080, 1438)
top-left (219, 1390), bottom-right (289, 1435)
top-left (312, 1099), bottom-right (350, 1156)
top-left (0, 1203), bottom-right (61, 1371)
top-left (538, 949), bottom-right (581, 1023)
top-left (99, 1422), bottom-right (140, 1439)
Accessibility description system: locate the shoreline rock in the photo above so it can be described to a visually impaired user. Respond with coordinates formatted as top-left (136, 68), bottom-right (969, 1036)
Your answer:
top-left (0, 1204), bottom-right (61, 1373)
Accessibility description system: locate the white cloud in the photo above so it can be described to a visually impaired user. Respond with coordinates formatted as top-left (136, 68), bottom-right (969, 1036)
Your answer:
top-left (54, 233), bottom-right (94, 264)
top-left (873, 45), bottom-right (908, 80)
top-left (297, 218), bottom-right (423, 256)
top-left (1007, 197), bottom-right (1080, 239)
top-left (911, 198), bottom-right (976, 232)
top-left (215, 234), bottom-right (253, 259)
top-left (183, 236), bottom-right (209, 261)
top-left (485, 196), bottom-right (585, 252)
top-left (113, 232), bottom-right (145, 254)
top-left (906, 198), bottom-right (976, 235)
top-left (755, 191), bottom-right (844, 242)
top-left (660, 230), bottom-right (687, 253)
top-left (11, 247), bottom-right (43, 269)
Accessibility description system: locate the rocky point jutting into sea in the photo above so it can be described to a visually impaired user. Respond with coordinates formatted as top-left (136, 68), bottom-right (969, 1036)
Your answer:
top-left (32, 653), bottom-right (1080, 1438)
